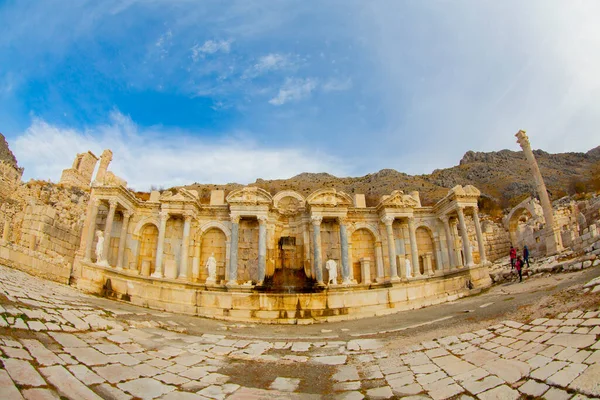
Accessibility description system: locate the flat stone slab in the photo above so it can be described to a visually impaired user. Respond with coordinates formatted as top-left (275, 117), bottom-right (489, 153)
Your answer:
top-left (269, 377), bottom-right (301, 392)
top-left (118, 377), bottom-right (175, 399)
top-left (2, 359), bottom-right (46, 387)
top-left (569, 363), bottom-right (600, 397)
top-left (40, 365), bottom-right (102, 400)
top-left (478, 384), bottom-right (520, 400)
top-left (312, 355), bottom-right (347, 365)
top-left (0, 369), bottom-right (24, 400)
top-left (545, 334), bottom-right (597, 349)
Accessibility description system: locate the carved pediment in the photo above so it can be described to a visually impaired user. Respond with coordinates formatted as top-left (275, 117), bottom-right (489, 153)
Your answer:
top-left (377, 190), bottom-right (419, 209)
top-left (226, 187), bottom-right (273, 206)
top-left (160, 188), bottom-right (197, 202)
top-left (448, 185), bottom-right (481, 199)
top-left (306, 189), bottom-right (352, 208)
top-left (273, 191), bottom-right (306, 215)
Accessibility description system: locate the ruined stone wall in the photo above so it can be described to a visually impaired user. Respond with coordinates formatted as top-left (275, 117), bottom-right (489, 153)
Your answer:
top-left (0, 160), bottom-right (23, 198)
top-left (481, 218), bottom-right (511, 262)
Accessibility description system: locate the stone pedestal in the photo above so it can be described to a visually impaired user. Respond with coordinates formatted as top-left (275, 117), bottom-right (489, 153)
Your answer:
top-left (165, 259), bottom-right (178, 280)
top-left (141, 260), bottom-right (151, 277)
top-left (360, 257), bottom-right (371, 284)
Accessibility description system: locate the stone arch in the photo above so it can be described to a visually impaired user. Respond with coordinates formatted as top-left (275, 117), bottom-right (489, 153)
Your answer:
top-left (348, 222), bottom-right (381, 242)
top-left (306, 188), bottom-right (353, 207)
top-left (415, 225), bottom-right (437, 275)
top-left (198, 221), bottom-right (231, 241)
top-left (132, 216), bottom-right (160, 238)
top-left (350, 227), bottom-right (377, 283)
top-left (137, 223), bottom-right (159, 275)
top-left (199, 227), bottom-right (228, 283)
top-left (506, 198), bottom-right (542, 247)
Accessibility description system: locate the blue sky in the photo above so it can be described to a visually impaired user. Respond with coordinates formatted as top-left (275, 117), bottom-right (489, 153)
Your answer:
top-left (1, 1), bottom-right (599, 190)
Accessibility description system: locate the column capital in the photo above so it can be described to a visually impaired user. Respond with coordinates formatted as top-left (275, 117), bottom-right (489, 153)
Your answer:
top-left (311, 215), bottom-right (323, 226)
top-left (381, 215), bottom-right (394, 226)
top-left (230, 214), bottom-right (241, 224)
top-left (456, 205), bottom-right (465, 215)
top-left (471, 206), bottom-right (479, 216)
top-left (407, 216), bottom-right (416, 227)
top-left (108, 199), bottom-right (118, 209)
top-left (183, 211), bottom-right (194, 221)
top-left (338, 216), bottom-right (349, 225)
top-left (123, 210), bottom-right (133, 219)
top-left (515, 129), bottom-right (530, 149)
top-left (92, 198), bottom-right (102, 207)
top-left (439, 214), bottom-right (449, 223)
top-left (257, 215), bottom-right (268, 225)
top-left (159, 210), bottom-right (169, 221)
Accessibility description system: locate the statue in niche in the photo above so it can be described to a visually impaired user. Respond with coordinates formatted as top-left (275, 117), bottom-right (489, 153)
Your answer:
top-left (325, 259), bottom-right (338, 285)
top-left (405, 255), bottom-right (412, 278)
top-left (95, 230), bottom-right (105, 263)
top-left (205, 253), bottom-right (217, 283)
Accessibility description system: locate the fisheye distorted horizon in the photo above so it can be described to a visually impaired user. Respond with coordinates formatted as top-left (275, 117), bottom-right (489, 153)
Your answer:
top-left (1, 0), bottom-right (600, 190)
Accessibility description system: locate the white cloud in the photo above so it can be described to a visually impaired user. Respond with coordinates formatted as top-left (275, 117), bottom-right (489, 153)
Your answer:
top-left (191, 39), bottom-right (233, 61)
top-left (322, 78), bottom-right (353, 92)
top-left (11, 111), bottom-right (348, 191)
top-left (269, 78), bottom-right (318, 106)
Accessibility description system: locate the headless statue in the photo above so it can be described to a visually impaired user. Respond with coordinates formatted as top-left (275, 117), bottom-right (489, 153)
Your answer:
top-left (95, 230), bottom-right (105, 264)
top-left (405, 256), bottom-right (412, 278)
top-left (325, 259), bottom-right (338, 285)
top-left (205, 253), bottom-right (217, 283)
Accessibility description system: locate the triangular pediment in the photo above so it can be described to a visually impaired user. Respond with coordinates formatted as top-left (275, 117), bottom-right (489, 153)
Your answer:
top-left (226, 187), bottom-right (273, 205)
top-left (161, 188), bottom-right (198, 202)
top-left (306, 189), bottom-right (352, 207)
top-left (377, 190), bottom-right (419, 209)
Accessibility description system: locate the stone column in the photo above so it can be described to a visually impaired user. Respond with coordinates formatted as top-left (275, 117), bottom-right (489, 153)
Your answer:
top-left (178, 213), bottom-right (192, 280)
top-left (456, 207), bottom-right (474, 266)
top-left (102, 200), bottom-right (118, 264)
top-left (228, 215), bottom-right (240, 285)
top-left (84, 199), bottom-right (101, 260)
top-left (382, 216), bottom-right (399, 281)
top-left (375, 242), bottom-right (385, 282)
top-left (440, 216), bottom-right (454, 270)
top-left (2, 216), bottom-right (10, 242)
top-left (94, 149), bottom-right (113, 185)
top-left (192, 236), bottom-right (202, 282)
top-left (408, 217), bottom-right (420, 276)
top-left (302, 222), bottom-right (312, 279)
top-left (152, 211), bottom-right (169, 278)
top-left (339, 217), bottom-right (351, 284)
top-left (424, 253), bottom-right (434, 276)
top-left (472, 208), bottom-right (487, 265)
top-left (311, 216), bottom-right (324, 284)
top-left (516, 130), bottom-right (563, 255)
top-left (257, 216), bottom-right (267, 284)
top-left (116, 210), bottom-right (132, 270)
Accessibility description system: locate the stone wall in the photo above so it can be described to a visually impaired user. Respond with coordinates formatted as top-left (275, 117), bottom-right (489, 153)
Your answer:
top-left (0, 241), bottom-right (71, 284)
top-left (0, 160), bottom-right (23, 198)
top-left (481, 218), bottom-right (511, 262)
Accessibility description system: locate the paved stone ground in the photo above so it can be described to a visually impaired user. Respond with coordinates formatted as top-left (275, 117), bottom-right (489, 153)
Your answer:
top-left (0, 265), bottom-right (599, 399)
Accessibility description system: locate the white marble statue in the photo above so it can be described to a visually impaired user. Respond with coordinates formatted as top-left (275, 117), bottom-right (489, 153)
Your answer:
top-left (405, 256), bottom-right (412, 278)
top-left (205, 253), bottom-right (217, 283)
top-left (325, 259), bottom-right (338, 285)
top-left (95, 230), bottom-right (105, 263)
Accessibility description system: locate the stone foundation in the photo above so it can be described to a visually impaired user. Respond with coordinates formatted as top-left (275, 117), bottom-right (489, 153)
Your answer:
top-left (0, 242), bottom-right (71, 284)
top-left (76, 260), bottom-right (490, 323)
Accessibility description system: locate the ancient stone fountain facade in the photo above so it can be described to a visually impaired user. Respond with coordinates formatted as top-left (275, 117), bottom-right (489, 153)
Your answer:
top-left (65, 151), bottom-right (492, 322)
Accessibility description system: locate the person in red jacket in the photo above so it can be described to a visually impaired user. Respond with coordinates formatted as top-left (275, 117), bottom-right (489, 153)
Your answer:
top-left (509, 246), bottom-right (517, 269)
top-left (515, 255), bottom-right (523, 282)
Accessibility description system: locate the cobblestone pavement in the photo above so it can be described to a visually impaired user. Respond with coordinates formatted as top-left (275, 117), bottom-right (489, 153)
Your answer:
top-left (0, 265), bottom-right (599, 399)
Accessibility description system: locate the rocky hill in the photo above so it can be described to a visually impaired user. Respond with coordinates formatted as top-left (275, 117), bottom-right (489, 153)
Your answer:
top-left (183, 146), bottom-right (600, 210)
top-left (0, 133), bottom-right (18, 167)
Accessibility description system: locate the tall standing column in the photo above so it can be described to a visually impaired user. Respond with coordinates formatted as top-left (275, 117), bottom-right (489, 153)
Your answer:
top-left (472, 208), bottom-right (487, 265)
top-left (339, 217), bottom-right (351, 284)
top-left (102, 200), bottom-right (118, 264)
top-left (257, 216), bottom-right (267, 284)
top-left (228, 215), bottom-right (240, 285)
top-left (94, 149), bottom-right (113, 185)
top-left (440, 216), bottom-right (455, 270)
top-left (116, 210), bottom-right (132, 269)
top-left (152, 211), bottom-right (169, 278)
top-left (382, 216), bottom-right (399, 281)
top-left (311, 216), bottom-right (324, 284)
top-left (408, 217), bottom-right (420, 276)
top-left (516, 130), bottom-right (563, 254)
top-left (84, 199), bottom-right (101, 260)
top-left (179, 213), bottom-right (192, 280)
top-left (375, 242), bottom-right (385, 282)
top-left (456, 207), bottom-right (474, 266)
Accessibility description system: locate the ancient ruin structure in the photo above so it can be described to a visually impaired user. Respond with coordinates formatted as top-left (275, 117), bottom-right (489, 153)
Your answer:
top-left (516, 130), bottom-right (563, 255)
top-left (67, 157), bottom-right (492, 322)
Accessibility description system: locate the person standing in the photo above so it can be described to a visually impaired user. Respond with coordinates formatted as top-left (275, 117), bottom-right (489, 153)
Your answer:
top-left (523, 245), bottom-right (530, 268)
top-left (515, 255), bottom-right (523, 282)
top-left (509, 245), bottom-right (517, 269)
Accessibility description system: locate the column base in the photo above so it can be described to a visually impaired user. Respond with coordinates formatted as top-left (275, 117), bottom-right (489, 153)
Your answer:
top-left (390, 275), bottom-right (401, 282)
top-left (375, 277), bottom-right (386, 283)
top-left (150, 271), bottom-right (163, 278)
top-left (177, 275), bottom-right (188, 281)
top-left (226, 280), bottom-right (238, 287)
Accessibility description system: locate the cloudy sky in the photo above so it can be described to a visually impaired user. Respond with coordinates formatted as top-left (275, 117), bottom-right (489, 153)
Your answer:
top-left (1, 1), bottom-right (599, 190)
